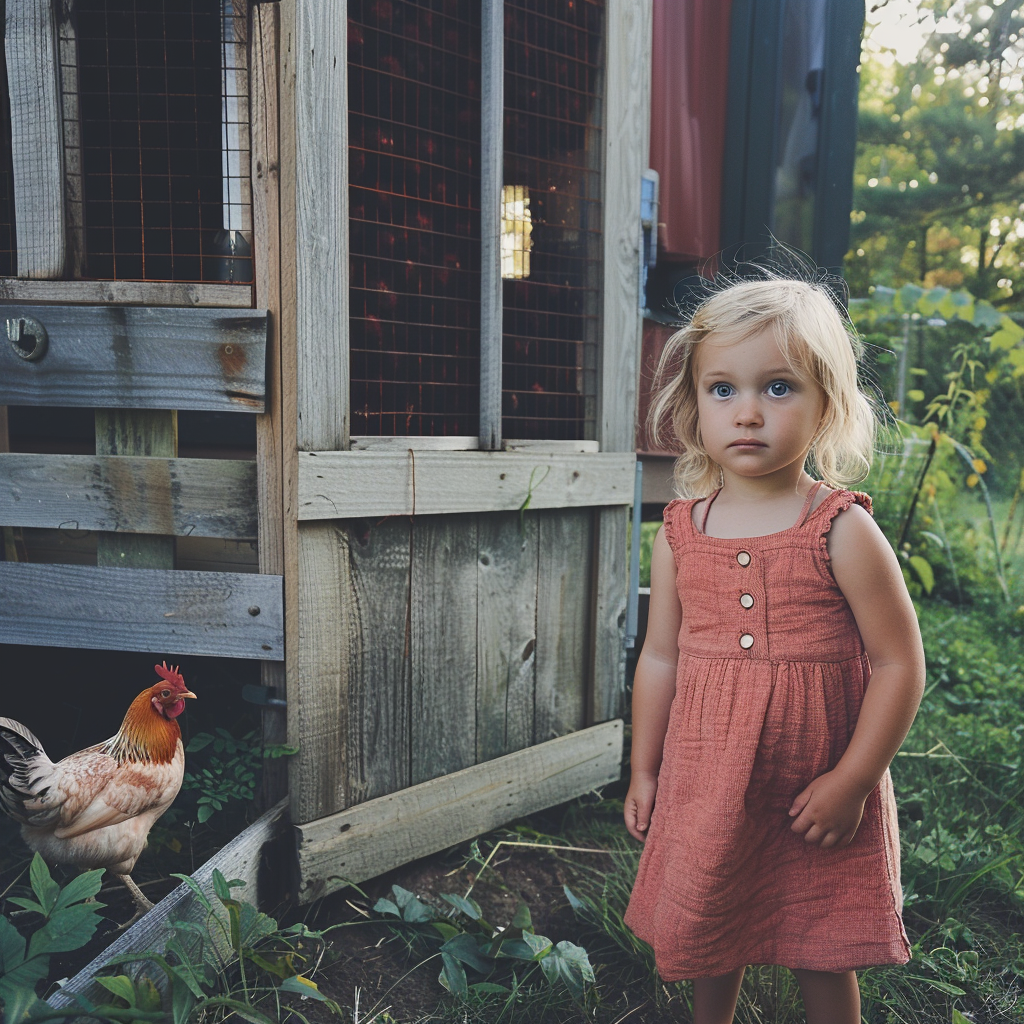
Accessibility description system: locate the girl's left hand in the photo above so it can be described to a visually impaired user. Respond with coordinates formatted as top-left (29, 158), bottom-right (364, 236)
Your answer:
top-left (788, 770), bottom-right (869, 848)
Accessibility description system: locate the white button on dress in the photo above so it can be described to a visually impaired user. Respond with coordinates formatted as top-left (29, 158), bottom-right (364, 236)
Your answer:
top-left (739, 633), bottom-right (754, 649)
top-left (740, 593), bottom-right (754, 609)
top-left (736, 551), bottom-right (751, 566)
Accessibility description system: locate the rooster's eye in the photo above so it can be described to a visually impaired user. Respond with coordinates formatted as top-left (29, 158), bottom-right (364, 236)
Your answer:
top-left (160, 689), bottom-right (170, 698)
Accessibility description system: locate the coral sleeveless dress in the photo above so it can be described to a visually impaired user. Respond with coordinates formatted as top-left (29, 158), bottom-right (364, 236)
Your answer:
top-left (624, 486), bottom-right (911, 980)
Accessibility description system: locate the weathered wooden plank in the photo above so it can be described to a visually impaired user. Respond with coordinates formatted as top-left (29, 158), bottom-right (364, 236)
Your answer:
top-left (476, 513), bottom-right (537, 760)
top-left (95, 410), bottom-right (177, 568)
top-left (350, 438), bottom-right (602, 454)
top-left (0, 562), bottom-right (283, 659)
top-left (299, 451), bottom-right (636, 519)
top-left (57, 0), bottom-right (85, 279)
top-left (599, 0), bottom-right (652, 452)
top-left (292, 522), bottom-right (351, 824)
top-left (0, 453), bottom-right (257, 538)
top-left (6, 0), bottom-right (65, 278)
top-left (252, 1), bottom-right (288, 806)
top-left (411, 515), bottom-right (478, 785)
top-left (288, 0), bottom-right (348, 450)
top-left (0, 305), bottom-right (267, 412)
top-left (590, 507), bottom-right (629, 723)
top-left (345, 517), bottom-right (411, 804)
top-left (46, 799), bottom-right (289, 1014)
top-left (535, 508), bottom-right (592, 742)
top-left (0, 280), bottom-right (254, 306)
top-left (296, 721), bottom-right (623, 903)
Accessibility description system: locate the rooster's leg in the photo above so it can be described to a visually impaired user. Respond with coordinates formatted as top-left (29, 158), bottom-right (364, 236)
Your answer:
top-left (115, 873), bottom-right (155, 915)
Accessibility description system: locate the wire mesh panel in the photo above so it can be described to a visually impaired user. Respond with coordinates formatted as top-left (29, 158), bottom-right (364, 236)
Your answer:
top-left (348, 0), bottom-right (482, 436)
top-left (501, 0), bottom-right (604, 440)
top-left (0, 28), bottom-right (17, 278)
top-left (70, 0), bottom-right (252, 283)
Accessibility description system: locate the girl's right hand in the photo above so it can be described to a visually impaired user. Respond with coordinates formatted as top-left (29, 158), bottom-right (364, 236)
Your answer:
top-left (624, 772), bottom-right (659, 842)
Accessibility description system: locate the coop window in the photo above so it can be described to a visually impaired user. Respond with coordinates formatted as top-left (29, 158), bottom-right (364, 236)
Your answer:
top-left (348, 0), bottom-right (605, 441)
top-left (68, 0), bottom-right (252, 283)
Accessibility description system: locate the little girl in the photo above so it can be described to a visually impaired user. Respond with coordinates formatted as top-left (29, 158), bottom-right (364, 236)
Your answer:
top-left (623, 278), bottom-right (925, 1024)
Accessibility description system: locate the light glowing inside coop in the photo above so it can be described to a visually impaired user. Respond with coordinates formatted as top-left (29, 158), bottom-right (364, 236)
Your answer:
top-left (501, 184), bottom-right (532, 279)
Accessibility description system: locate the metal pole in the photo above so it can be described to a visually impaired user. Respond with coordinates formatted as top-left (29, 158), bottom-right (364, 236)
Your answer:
top-left (479, 0), bottom-right (503, 450)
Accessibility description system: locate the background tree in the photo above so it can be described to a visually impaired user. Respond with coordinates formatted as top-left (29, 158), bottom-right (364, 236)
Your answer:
top-left (847, 0), bottom-right (1024, 308)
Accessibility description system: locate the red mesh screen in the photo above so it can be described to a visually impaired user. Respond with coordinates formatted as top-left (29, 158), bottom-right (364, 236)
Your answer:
top-left (73, 0), bottom-right (252, 283)
top-left (348, 0), bottom-right (481, 436)
top-left (501, 0), bottom-right (604, 440)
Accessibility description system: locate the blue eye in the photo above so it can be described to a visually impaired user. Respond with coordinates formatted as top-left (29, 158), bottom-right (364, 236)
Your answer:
top-left (712, 383), bottom-right (734, 398)
top-left (767, 381), bottom-right (791, 397)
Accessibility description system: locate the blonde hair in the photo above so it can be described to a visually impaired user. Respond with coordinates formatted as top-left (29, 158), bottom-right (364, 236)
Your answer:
top-left (648, 278), bottom-right (877, 498)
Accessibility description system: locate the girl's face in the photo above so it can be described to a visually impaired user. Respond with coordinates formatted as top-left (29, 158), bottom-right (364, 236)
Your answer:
top-left (693, 330), bottom-right (826, 486)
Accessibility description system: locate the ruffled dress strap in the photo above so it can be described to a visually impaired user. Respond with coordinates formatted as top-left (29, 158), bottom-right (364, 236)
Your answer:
top-left (810, 488), bottom-right (874, 569)
top-left (662, 497), bottom-right (699, 561)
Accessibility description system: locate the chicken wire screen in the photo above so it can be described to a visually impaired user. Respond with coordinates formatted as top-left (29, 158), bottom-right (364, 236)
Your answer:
top-left (501, 0), bottom-right (604, 440)
top-left (348, 0), bottom-right (482, 437)
top-left (70, 0), bottom-right (252, 283)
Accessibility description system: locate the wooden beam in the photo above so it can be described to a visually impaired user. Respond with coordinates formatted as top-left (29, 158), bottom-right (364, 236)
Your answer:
top-left (0, 305), bottom-right (268, 412)
top-left (0, 453), bottom-right (257, 539)
top-left (0, 562), bottom-right (284, 659)
top-left (0, 280), bottom-right (254, 306)
top-left (598, 0), bottom-right (652, 453)
top-left (298, 451), bottom-right (636, 519)
top-left (295, 720), bottom-right (623, 903)
top-left (479, 0), bottom-right (503, 451)
top-left (46, 799), bottom-right (290, 1015)
top-left (251, 1), bottom-right (288, 806)
top-left (590, 506), bottom-right (629, 724)
top-left (5, 0), bottom-right (65, 278)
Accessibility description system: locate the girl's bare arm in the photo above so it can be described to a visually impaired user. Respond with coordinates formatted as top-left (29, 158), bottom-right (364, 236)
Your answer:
top-left (789, 503), bottom-right (926, 847)
top-left (624, 526), bottom-right (682, 842)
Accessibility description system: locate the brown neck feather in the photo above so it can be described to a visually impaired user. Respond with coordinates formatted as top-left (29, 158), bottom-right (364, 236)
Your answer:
top-left (105, 689), bottom-right (181, 764)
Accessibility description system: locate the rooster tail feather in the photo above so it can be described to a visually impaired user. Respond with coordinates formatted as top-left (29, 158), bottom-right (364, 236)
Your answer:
top-left (0, 717), bottom-right (59, 827)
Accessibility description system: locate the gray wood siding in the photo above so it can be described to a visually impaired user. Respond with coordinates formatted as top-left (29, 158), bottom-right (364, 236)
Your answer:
top-left (0, 306), bottom-right (267, 412)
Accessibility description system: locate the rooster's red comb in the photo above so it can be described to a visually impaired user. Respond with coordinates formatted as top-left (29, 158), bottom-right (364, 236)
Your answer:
top-left (154, 661), bottom-right (185, 687)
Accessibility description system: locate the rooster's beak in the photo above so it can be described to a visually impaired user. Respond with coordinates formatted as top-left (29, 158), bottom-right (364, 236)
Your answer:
top-left (182, 690), bottom-right (197, 699)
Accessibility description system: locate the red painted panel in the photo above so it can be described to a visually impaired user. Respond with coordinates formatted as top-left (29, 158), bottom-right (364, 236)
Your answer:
top-left (649, 0), bottom-right (733, 262)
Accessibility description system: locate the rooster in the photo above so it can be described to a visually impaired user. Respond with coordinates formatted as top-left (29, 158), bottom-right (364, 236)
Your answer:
top-left (0, 663), bottom-right (196, 916)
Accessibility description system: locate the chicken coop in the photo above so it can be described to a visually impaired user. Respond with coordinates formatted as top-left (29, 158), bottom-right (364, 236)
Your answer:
top-left (0, 0), bottom-right (652, 905)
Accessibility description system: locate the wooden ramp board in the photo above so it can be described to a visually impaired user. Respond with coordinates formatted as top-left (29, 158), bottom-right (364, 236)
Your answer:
top-left (0, 305), bottom-right (268, 412)
top-left (298, 450), bottom-right (636, 518)
top-left (295, 719), bottom-right (623, 903)
top-left (45, 799), bottom-right (290, 1015)
top-left (0, 562), bottom-right (283, 659)
top-left (0, 453), bottom-right (258, 539)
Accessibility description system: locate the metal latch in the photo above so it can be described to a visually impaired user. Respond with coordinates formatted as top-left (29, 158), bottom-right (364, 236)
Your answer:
top-left (7, 315), bottom-right (48, 361)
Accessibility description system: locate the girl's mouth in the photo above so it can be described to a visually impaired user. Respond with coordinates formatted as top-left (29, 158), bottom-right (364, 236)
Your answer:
top-left (729, 439), bottom-right (767, 448)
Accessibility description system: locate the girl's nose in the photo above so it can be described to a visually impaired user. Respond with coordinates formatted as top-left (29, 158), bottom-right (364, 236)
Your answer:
top-left (734, 396), bottom-right (764, 426)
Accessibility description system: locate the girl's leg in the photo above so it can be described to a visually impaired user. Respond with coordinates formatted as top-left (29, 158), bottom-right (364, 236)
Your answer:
top-left (791, 969), bottom-right (860, 1024)
top-left (692, 967), bottom-right (745, 1024)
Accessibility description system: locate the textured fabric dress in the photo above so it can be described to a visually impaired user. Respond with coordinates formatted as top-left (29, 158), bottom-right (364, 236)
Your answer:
top-left (624, 486), bottom-right (911, 980)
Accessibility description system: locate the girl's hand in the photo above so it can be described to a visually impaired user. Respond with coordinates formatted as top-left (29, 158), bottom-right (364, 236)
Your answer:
top-left (788, 770), bottom-right (869, 848)
top-left (624, 772), bottom-right (659, 842)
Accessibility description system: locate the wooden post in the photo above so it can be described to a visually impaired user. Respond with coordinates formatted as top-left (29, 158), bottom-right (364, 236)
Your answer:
top-left (590, 0), bottom-right (652, 724)
top-left (478, 0), bottom-right (503, 451)
top-left (251, 1), bottom-right (288, 805)
top-left (56, 0), bottom-right (85, 277)
top-left (6, 0), bottom-right (66, 278)
top-left (94, 411), bottom-right (177, 569)
top-left (280, 0), bottom-right (350, 825)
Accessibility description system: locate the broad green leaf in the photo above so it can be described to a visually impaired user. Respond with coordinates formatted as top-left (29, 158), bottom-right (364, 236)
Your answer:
top-left (280, 974), bottom-right (330, 1001)
top-left (441, 933), bottom-right (493, 974)
top-left (190, 995), bottom-right (277, 1024)
top-left (918, 286), bottom-right (948, 315)
top-left (95, 975), bottom-right (137, 1008)
top-left (186, 734), bottom-right (215, 752)
top-left (134, 975), bottom-right (162, 1013)
top-left (494, 937), bottom-right (538, 960)
top-left (905, 975), bottom-right (965, 996)
top-left (4, 898), bottom-right (45, 916)
top-left (907, 389), bottom-right (925, 402)
top-left (29, 855), bottom-right (60, 917)
top-left (523, 931), bottom-right (553, 959)
top-left (949, 289), bottom-right (975, 321)
top-left (440, 893), bottom-right (482, 920)
top-left (0, 956), bottom-right (49, 1021)
top-left (953, 1010), bottom-right (972, 1024)
top-left (909, 556), bottom-right (935, 595)
top-left (28, 904), bottom-right (103, 958)
top-left (214, 870), bottom-right (234, 900)
top-left (537, 940), bottom-right (595, 997)
top-left (563, 884), bottom-right (589, 912)
top-left (169, 873), bottom-right (213, 913)
top-left (972, 300), bottom-right (1003, 329)
top-left (510, 903), bottom-right (533, 932)
top-left (373, 897), bottom-right (400, 918)
top-left (431, 921), bottom-right (461, 942)
top-left (54, 868), bottom-right (105, 911)
top-left (0, 915), bottom-right (26, 973)
top-left (470, 982), bottom-right (511, 994)
top-left (869, 285), bottom-right (896, 313)
top-left (893, 283), bottom-right (924, 313)
top-left (439, 952), bottom-right (468, 999)
top-left (392, 885), bottom-right (436, 923)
